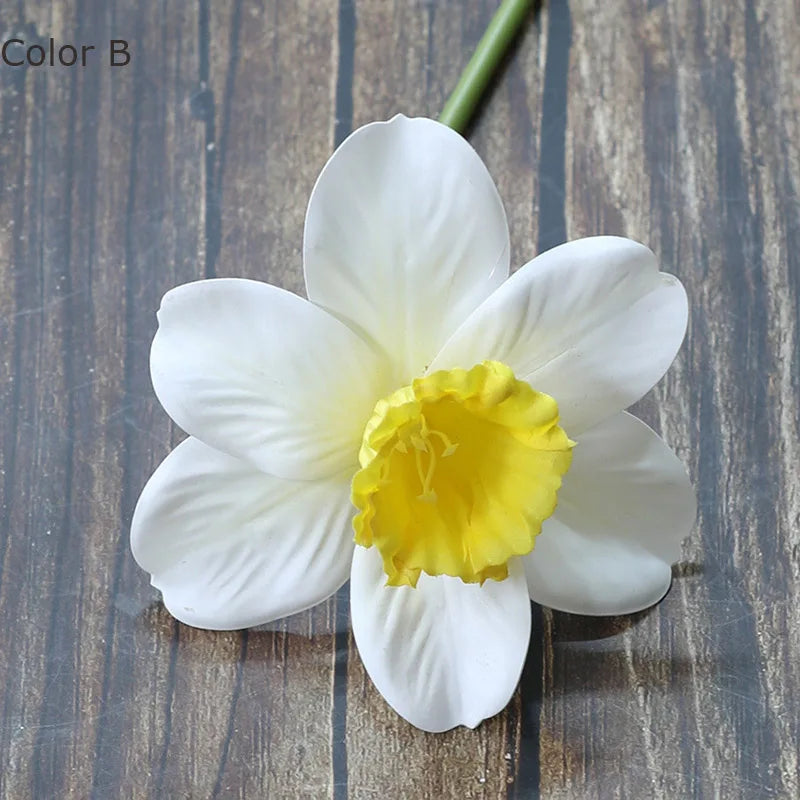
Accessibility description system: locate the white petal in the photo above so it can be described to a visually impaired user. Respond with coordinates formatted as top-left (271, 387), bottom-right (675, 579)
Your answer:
top-left (350, 546), bottom-right (530, 732)
top-left (430, 237), bottom-right (688, 435)
top-left (303, 115), bottom-right (510, 385)
top-left (151, 278), bottom-right (389, 481)
top-left (131, 437), bottom-right (356, 630)
top-left (523, 412), bottom-right (696, 616)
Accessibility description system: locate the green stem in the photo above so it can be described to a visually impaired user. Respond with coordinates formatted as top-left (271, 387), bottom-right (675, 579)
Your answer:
top-left (439, 0), bottom-right (534, 133)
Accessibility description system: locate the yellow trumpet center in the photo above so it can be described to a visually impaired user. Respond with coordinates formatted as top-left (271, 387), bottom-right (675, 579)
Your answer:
top-left (351, 361), bottom-right (574, 587)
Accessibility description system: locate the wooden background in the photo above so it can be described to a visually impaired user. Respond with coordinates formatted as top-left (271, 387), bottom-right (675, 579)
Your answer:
top-left (1, 0), bottom-right (798, 797)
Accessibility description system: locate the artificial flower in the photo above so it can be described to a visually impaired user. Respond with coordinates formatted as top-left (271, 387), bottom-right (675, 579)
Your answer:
top-left (131, 115), bottom-right (694, 732)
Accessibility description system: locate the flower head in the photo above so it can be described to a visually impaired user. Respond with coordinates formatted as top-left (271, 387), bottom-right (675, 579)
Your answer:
top-left (132, 115), bottom-right (694, 732)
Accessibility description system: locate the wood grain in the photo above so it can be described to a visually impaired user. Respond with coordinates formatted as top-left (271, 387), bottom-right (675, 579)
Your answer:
top-left (1, 0), bottom-right (798, 798)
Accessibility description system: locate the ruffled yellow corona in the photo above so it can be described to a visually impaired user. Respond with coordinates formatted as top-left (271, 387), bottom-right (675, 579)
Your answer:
top-left (352, 361), bottom-right (574, 586)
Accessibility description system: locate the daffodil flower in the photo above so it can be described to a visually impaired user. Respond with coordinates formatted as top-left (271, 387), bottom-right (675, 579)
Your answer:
top-left (131, 115), bottom-right (694, 733)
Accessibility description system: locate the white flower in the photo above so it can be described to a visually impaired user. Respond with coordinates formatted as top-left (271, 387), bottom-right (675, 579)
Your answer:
top-left (131, 115), bottom-right (694, 733)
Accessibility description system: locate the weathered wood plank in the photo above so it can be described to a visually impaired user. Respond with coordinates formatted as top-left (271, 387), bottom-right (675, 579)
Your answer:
top-left (542, 0), bottom-right (800, 797)
top-left (184, 3), bottom-right (343, 799)
top-left (0, 1), bottom-right (205, 797)
top-left (343, 3), bottom-right (548, 798)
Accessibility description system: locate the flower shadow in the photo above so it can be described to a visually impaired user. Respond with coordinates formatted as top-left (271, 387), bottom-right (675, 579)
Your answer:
top-left (135, 577), bottom-right (731, 795)
top-left (672, 560), bottom-right (704, 578)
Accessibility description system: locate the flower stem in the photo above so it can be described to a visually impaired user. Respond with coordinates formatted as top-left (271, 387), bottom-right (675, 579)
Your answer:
top-left (439, 0), bottom-right (534, 133)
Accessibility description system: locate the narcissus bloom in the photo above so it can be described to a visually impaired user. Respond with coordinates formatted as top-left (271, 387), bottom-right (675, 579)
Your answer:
top-left (131, 115), bottom-right (694, 732)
